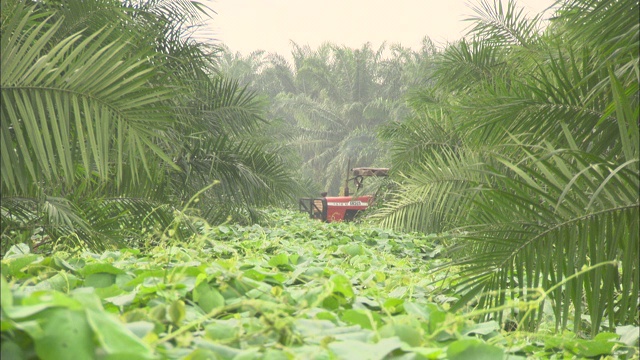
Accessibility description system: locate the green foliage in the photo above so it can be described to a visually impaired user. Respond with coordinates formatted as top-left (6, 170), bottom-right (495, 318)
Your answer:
top-left (1, 4), bottom-right (172, 192)
top-left (374, 0), bottom-right (639, 336)
top-left (216, 41), bottom-right (436, 195)
top-left (1, 0), bottom-right (302, 251)
top-left (3, 211), bottom-right (637, 359)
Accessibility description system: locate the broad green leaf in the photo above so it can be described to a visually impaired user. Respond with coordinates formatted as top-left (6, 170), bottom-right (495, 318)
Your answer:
top-left (406, 346), bottom-right (444, 359)
top-left (52, 256), bottom-right (79, 272)
top-left (71, 288), bottom-right (108, 312)
top-left (1, 274), bottom-right (12, 309)
top-left (80, 263), bottom-right (125, 276)
top-left (387, 286), bottom-right (407, 299)
top-left (4, 304), bottom-right (52, 319)
top-left (289, 345), bottom-right (332, 359)
top-left (330, 274), bottom-right (354, 299)
top-left (193, 338), bottom-right (244, 359)
top-left (341, 244), bottom-right (365, 257)
top-left (315, 311), bottom-right (338, 322)
top-left (33, 273), bottom-right (78, 292)
top-left (169, 299), bottom-right (186, 324)
top-left (570, 332), bottom-right (618, 357)
top-left (149, 305), bottom-right (166, 322)
top-left (241, 268), bottom-right (266, 281)
top-left (183, 348), bottom-right (221, 360)
top-left (322, 295), bottom-right (342, 310)
top-left (447, 339), bottom-right (504, 360)
top-left (20, 290), bottom-right (82, 310)
top-left (3, 244), bottom-right (31, 258)
top-left (205, 321), bottom-right (237, 341)
top-left (193, 282), bottom-right (225, 313)
top-left (460, 321), bottom-right (500, 336)
top-left (294, 319), bottom-right (370, 343)
top-left (95, 284), bottom-right (126, 300)
top-left (617, 325), bottom-right (640, 346)
top-left (341, 309), bottom-right (381, 330)
top-left (84, 273), bottom-right (116, 288)
top-left (3, 254), bottom-right (41, 278)
top-left (115, 273), bottom-right (136, 290)
top-left (100, 354), bottom-right (158, 360)
top-left (0, 340), bottom-right (24, 360)
top-left (303, 266), bottom-right (325, 277)
top-left (403, 301), bottom-right (432, 319)
top-left (328, 337), bottom-right (404, 360)
top-left (233, 349), bottom-right (260, 360)
top-left (379, 323), bottom-right (423, 347)
top-left (262, 349), bottom-right (289, 360)
top-left (230, 277), bottom-right (272, 297)
top-left (125, 321), bottom-right (155, 339)
top-left (104, 291), bottom-right (136, 307)
top-left (382, 298), bottom-right (404, 314)
top-left (85, 308), bottom-right (154, 358)
top-left (268, 253), bottom-right (289, 267)
top-left (34, 308), bottom-right (94, 360)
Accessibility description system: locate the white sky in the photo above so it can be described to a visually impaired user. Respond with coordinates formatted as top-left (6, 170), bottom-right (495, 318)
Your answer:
top-left (197, 0), bottom-right (557, 57)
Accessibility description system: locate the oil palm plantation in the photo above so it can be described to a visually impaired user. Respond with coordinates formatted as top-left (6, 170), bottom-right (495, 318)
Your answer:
top-left (214, 40), bottom-right (438, 196)
top-left (374, 0), bottom-right (638, 334)
top-left (1, 0), bottom-right (300, 253)
top-left (269, 42), bottom-right (429, 194)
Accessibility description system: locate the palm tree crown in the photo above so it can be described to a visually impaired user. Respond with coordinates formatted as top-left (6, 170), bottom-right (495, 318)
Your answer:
top-left (374, 0), bottom-right (639, 334)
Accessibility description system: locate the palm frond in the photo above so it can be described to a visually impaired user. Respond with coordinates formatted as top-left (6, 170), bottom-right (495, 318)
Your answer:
top-left (373, 148), bottom-right (487, 233)
top-left (556, 0), bottom-right (639, 64)
top-left (449, 148), bottom-right (639, 333)
top-left (432, 38), bottom-right (508, 92)
top-left (377, 0), bottom-right (639, 335)
top-left (170, 133), bottom-right (301, 224)
top-left (466, 0), bottom-right (544, 47)
top-left (1, 4), bottom-right (175, 195)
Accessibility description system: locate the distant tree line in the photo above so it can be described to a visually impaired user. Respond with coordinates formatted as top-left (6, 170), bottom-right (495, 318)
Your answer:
top-left (215, 40), bottom-right (437, 195)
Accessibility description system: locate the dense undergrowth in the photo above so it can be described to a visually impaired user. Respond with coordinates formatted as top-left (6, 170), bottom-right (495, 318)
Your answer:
top-left (1, 210), bottom-right (638, 359)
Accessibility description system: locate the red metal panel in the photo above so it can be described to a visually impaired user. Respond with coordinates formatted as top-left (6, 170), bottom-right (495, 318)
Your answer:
top-left (324, 195), bottom-right (373, 222)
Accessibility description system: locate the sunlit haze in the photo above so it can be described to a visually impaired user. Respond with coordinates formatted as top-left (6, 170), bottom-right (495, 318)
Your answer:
top-left (197, 0), bottom-right (557, 57)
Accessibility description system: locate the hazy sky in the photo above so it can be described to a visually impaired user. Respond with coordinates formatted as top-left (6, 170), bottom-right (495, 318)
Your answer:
top-left (197, 0), bottom-right (557, 57)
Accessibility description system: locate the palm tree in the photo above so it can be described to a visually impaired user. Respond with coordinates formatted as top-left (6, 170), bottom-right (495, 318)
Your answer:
top-left (267, 42), bottom-right (426, 194)
top-left (167, 74), bottom-right (303, 223)
top-left (374, 0), bottom-right (638, 334)
top-left (1, 0), bottom-right (301, 253)
top-left (212, 40), bottom-right (436, 196)
top-left (1, 0), bottom-right (179, 250)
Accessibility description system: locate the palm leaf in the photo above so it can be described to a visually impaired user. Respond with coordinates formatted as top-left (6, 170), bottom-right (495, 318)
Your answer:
top-left (465, 0), bottom-right (544, 47)
top-left (448, 148), bottom-right (638, 333)
top-left (1, 3), bottom-right (176, 196)
top-left (377, 0), bottom-right (639, 335)
top-left (557, 0), bottom-right (639, 64)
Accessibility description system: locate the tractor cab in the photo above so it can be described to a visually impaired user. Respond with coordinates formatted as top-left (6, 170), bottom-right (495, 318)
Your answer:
top-left (299, 167), bottom-right (389, 222)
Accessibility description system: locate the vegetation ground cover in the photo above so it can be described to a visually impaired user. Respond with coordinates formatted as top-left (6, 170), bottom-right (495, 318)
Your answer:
top-left (2, 211), bottom-right (638, 359)
top-left (1, 0), bottom-right (638, 358)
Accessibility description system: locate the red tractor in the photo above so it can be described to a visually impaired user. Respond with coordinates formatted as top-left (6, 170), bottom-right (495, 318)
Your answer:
top-left (298, 167), bottom-right (389, 222)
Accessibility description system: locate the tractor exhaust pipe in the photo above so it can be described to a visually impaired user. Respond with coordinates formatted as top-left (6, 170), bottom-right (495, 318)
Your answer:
top-left (343, 159), bottom-right (351, 196)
